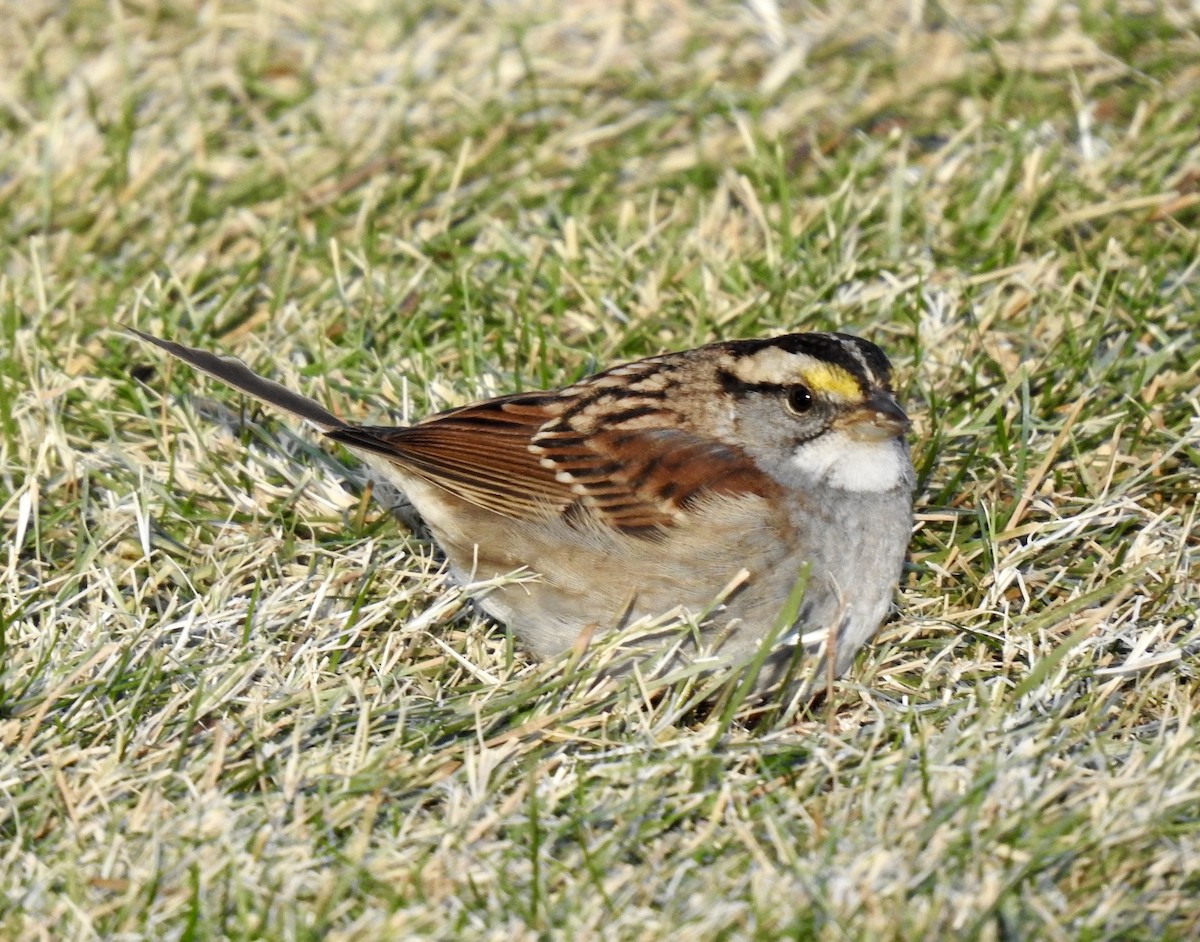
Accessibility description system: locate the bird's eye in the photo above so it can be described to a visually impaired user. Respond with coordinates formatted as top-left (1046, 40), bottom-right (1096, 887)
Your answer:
top-left (785, 384), bottom-right (814, 414)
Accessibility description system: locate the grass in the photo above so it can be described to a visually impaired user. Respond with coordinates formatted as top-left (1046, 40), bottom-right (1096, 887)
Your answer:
top-left (2, 0), bottom-right (1199, 938)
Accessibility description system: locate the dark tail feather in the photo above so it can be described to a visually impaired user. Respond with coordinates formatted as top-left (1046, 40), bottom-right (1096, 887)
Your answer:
top-left (129, 329), bottom-right (348, 431)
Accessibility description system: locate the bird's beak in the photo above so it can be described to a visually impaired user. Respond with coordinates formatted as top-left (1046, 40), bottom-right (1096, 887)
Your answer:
top-left (836, 391), bottom-right (911, 442)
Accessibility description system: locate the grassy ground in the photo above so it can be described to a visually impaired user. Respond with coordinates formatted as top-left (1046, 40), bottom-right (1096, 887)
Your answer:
top-left (3, 0), bottom-right (1199, 938)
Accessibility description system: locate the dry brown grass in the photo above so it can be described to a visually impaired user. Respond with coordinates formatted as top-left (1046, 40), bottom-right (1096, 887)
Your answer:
top-left (3, 1), bottom-right (1199, 939)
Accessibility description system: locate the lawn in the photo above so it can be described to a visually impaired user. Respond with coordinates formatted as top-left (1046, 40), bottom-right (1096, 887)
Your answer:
top-left (2, 1), bottom-right (1198, 939)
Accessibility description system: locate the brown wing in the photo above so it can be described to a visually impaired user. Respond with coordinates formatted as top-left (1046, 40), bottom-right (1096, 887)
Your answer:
top-left (533, 426), bottom-right (779, 532)
top-left (326, 393), bottom-right (576, 519)
top-left (130, 329), bottom-right (780, 535)
top-left (329, 393), bottom-right (779, 534)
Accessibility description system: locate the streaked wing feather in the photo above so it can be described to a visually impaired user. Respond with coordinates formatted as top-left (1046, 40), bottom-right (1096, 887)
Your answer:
top-left (327, 395), bottom-right (578, 519)
top-left (135, 331), bottom-right (782, 534)
top-left (535, 427), bottom-right (779, 531)
top-left (334, 393), bottom-right (780, 532)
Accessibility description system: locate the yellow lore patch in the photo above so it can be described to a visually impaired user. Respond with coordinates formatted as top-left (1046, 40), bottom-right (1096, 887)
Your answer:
top-left (800, 362), bottom-right (862, 401)
top-left (725, 347), bottom-right (865, 402)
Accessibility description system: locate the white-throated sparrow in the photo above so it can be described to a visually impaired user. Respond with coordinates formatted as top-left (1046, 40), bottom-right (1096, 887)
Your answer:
top-left (131, 329), bottom-right (914, 695)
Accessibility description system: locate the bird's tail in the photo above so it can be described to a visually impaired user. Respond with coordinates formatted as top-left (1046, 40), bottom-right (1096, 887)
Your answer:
top-left (129, 329), bottom-right (348, 431)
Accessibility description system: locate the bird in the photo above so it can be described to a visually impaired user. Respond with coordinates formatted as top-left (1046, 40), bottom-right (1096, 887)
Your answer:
top-left (131, 328), bottom-right (914, 696)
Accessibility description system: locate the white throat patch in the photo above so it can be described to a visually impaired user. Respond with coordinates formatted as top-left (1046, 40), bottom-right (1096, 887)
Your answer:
top-left (791, 432), bottom-right (908, 492)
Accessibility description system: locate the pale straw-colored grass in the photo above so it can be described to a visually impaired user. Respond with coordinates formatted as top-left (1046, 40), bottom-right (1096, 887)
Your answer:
top-left (2, 1), bottom-right (1199, 938)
